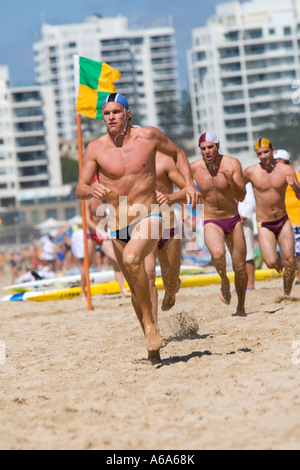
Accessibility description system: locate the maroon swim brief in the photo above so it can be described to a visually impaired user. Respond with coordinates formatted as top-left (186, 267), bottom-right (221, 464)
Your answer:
top-left (258, 214), bottom-right (289, 237)
top-left (204, 215), bottom-right (241, 235)
top-left (157, 226), bottom-right (180, 249)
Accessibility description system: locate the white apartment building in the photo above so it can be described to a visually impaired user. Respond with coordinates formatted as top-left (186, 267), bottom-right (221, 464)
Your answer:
top-left (0, 66), bottom-right (79, 233)
top-left (188, 0), bottom-right (300, 158)
top-left (33, 15), bottom-right (179, 140)
top-left (0, 66), bottom-right (61, 203)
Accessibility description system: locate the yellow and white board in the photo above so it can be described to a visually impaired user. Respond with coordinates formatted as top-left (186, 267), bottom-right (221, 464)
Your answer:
top-left (0, 269), bottom-right (282, 302)
top-left (3, 265), bottom-right (203, 293)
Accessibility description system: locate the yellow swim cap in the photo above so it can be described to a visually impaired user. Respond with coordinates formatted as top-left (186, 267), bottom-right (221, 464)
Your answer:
top-left (254, 138), bottom-right (273, 150)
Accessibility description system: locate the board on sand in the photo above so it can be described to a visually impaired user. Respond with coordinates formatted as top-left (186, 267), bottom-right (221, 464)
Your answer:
top-left (0, 269), bottom-right (282, 302)
top-left (3, 265), bottom-right (204, 293)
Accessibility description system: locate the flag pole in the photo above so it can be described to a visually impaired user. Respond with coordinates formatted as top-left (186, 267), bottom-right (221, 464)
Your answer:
top-left (76, 113), bottom-right (93, 311)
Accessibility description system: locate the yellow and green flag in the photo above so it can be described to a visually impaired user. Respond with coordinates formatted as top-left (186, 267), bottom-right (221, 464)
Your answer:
top-left (74, 55), bottom-right (121, 120)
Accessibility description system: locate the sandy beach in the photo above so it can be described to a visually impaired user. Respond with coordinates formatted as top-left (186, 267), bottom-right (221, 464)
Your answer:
top-left (0, 268), bottom-right (300, 450)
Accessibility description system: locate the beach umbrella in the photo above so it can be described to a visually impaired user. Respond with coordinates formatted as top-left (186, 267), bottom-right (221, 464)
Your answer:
top-left (36, 218), bottom-right (67, 233)
top-left (67, 215), bottom-right (83, 225)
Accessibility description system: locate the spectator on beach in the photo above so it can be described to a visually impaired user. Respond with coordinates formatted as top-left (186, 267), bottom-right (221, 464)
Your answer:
top-left (71, 224), bottom-right (86, 302)
top-left (238, 182), bottom-right (256, 290)
top-left (40, 234), bottom-right (56, 273)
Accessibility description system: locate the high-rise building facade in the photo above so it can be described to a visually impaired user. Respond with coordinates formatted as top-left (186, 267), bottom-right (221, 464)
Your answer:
top-left (0, 66), bottom-right (61, 205)
top-left (33, 15), bottom-right (179, 140)
top-left (188, 0), bottom-right (300, 156)
top-left (0, 66), bottom-right (79, 232)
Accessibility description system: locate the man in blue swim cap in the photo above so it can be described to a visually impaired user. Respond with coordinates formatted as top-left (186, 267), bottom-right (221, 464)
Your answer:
top-left (76, 92), bottom-right (199, 362)
top-left (102, 92), bottom-right (129, 110)
top-left (101, 93), bottom-right (131, 143)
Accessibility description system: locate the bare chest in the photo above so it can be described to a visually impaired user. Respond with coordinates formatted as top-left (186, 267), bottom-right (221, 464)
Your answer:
top-left (252, 170), bottom-right (287, 193)
top-left (98, 141), bottom-right (154, 180)
top-left (194, 167), bottom-right (229, 194)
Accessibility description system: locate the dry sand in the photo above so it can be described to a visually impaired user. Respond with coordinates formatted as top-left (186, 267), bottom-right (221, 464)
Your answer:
top-left (0, 268), bottom-right (300, 450)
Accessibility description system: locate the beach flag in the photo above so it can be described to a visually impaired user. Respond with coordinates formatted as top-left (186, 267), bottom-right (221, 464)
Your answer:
top-left (74, 55), bottom-right (121, 120)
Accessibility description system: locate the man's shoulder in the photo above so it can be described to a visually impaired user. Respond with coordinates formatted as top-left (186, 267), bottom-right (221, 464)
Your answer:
top-left (88, 134), bottom-right (107, 146)
top-left (276, 161), bottom-right (294, 176)
top-left (85, 135), bottom-right (108, 155)
top-left (133, 125), bottom-right (160, 139)
top-left (244, 162), bottom-right (260, 174)
top-left (222, 154), bottom-right (242, 167)
top-left (190, 158), bottom-right (204, 171)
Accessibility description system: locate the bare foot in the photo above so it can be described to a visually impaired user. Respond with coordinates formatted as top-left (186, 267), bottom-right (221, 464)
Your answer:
top-left (232, 309), bottom-right (247, 317)
top-left (162, 291), bottom-right (176, 311)
top-left (220, 278), bottom-right (231, 305)
top-left (161, 279), bottom-right (181, 311)
top-left (121, 289), bottom-right (131, 298)
top-left (147, 349), bottom-right (161, 364)
top-left (145, 323), bottom-right (162, 355)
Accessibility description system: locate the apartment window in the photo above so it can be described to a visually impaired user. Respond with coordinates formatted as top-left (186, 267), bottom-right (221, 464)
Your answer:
top-left (226, 132), bottom-right (248, 142)
top-left (196, 51), bottom-right (206, 61)
top-left (244, 29), bottom-right (263, 40)
top-left (223, 104), bottom-right (245, 115)
top-left (219, 47), bottom-right (239, 59)
top-left (17, 151), bottom-right (47, 162)
top-left (101, 39), bottom-right (124, 46)
top-left (223, 90), bottom-right (244, 101)
top-left (14, 121), bottom-right (43, 133)
top-left (65, 208), bottom-right (76, 220)
top-left (12, 91), bottom-right (40, 102)
top-left (224, 31), bottom-right (239, 41)
top-left (250, 102), bottom-right (271, 112)
top-left (46, 209), bottom-right (57, 219)
top-left (225, 119), bottom-right (246, 128)
top-left (18, 165), bottom-right (47, 177)
top-left (244, 44), bottom-right (265, 55)
top-left (31, 210), bottom-right (40, 225)
top-left (269, 28), bottom-right (275, 35)
top-left (222, 76), bottom-right (242, 87)
top-left (151, 35), bottom-right (169, 42)
top-left (151, 46), bottom-right (172, 54)
top-left (284, 27), bottom-right (291, 36)
top-left (220, 62), bottom-right (241, 72)
top-left (130, 38), bottom-right (143, 45)
top-left (15, 136), bottom-right (45, 147)
top-left (228, 146), bottom-right (250, 153)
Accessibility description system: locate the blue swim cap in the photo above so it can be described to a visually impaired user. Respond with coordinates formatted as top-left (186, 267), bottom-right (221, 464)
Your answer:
top-left (102, 93), bottom-right (129, 110)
